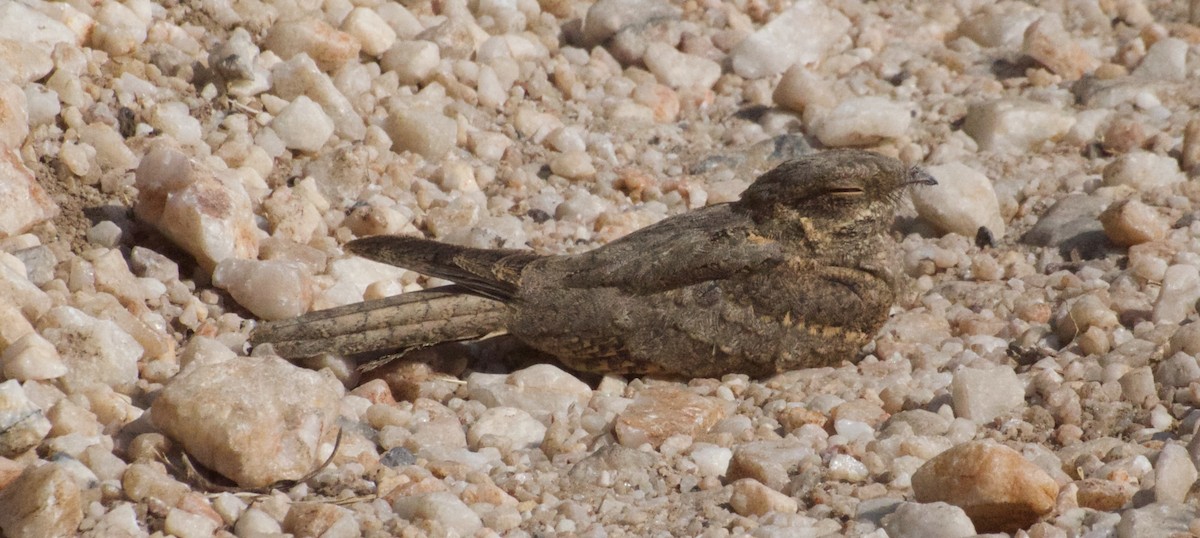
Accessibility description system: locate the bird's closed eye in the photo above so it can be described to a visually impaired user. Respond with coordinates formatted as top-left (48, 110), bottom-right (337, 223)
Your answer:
top-left (827, 187), bottom-right (866, 197)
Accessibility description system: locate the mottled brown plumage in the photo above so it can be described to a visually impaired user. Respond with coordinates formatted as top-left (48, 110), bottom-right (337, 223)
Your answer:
top-left (251, 149), bottom-right (935, 377)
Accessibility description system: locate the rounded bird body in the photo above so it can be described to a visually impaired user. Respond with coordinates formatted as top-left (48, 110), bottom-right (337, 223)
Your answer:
top-left (254, 149), bottom-right (936, 377)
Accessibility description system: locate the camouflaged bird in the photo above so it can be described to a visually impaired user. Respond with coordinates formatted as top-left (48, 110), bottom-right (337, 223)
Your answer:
top-left (251, 149), bottom-right (936, 378)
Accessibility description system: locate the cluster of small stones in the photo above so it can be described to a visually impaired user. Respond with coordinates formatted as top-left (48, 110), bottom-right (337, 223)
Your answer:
top-left (2, 0), bottom-right (1200, 536)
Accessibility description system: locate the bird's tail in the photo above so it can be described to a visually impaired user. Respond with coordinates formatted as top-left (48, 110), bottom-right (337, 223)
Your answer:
top-left (249, 285), bottom-right (507, 359)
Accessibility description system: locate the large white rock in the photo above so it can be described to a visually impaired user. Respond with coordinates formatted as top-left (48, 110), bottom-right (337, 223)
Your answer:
top-left (39, 306), bottom-right (142, 394)
top-left (151, 356), bottom-right (345, 488)
top-left (212, 258), bottom-right (315, 320)
top-left (1, 332), bottom-right (67, 381)
top-left (814, 97), bottom-right (912, 147)
top-left (0, 379), bottom-right (51, 457)
top-left (0, 82), bottom-right (29, 148)
top-left (729, 0), bottom-right (851, 79)
top-left (911, 162), bottom-right (1006, 238)
top-left (134, 146), bottom-right (259, 272)
top-left (0, 463), bottom-right (83, 537)
top-left (951, 367), bottom-right (1024, 424)
top-left (0, 149), bottom-right (58, 238)
top-left (1133, 37), bottom-right (1188, 81)
top-left (643, 43), bottom-right (721, 92)
top-left (0, 3), bottom-right (79, 50)
top-left (466, 365), bottom-right (592, 424)
top-left (271, 54), bottom-right (367, 141)
top-left (1101, 151), bottom-right (1185, 192)
top-left (963, 98), bottom-right (1075, 153)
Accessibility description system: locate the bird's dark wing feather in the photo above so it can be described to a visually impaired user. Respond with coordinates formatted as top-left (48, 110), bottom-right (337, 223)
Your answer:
top-left (546, 204), bottom-right (784, 294)
top-left (346, 235), bottom-right (539, 301)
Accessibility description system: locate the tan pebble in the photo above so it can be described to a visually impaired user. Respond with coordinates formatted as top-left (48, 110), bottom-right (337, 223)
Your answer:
top-left (1074, 478), bottom-right (1135, 511)
top-left (729, 478), bottom-right (798, 517)
top-left (633, 83), bottom-right (680, 123)
top-left (283, 502), bottom-right (358, 537)
top-left (1101, 117), bottom-right (1146, 154)
top-left (971, 254), bottom-right (1002, 281)
top-left (550, 151), bottom-right (596, 180)
top-left (0, 463), bottom-right (83, 537)
top-left (1127, 243), bottom-right (1169, 282)
top-left (777, 406), bottom-right (826, 432)
top-left (1102, 151), bottom-right (1185, 190)
top-left (385, 107), bottom-right (457, 160)
top-left (1055, 294), bottom-right (1117, 342)
top-left (830, 400), bottom-right (888, 426)
top-left (1022, 14), bottom-right (1100, 80)
top-left (1077, 326), bottom-right (1111, 356)
top-left (614, 387), bottom-right (725, 449)
top-left (912, 440), bottom-right (1059, 533)
top-left (1014, 298), bottom-right (1052, 324)
top-left (1093, 62), bottom-right (1128, 79)
top-left (264, 18), bottom-right (361, 72)
top-left (341, 7), bottom-right (396, 57)
top-left (1099, 199), bottom-right (1167, 247)
top-left (727, 439), bottom-right (811, 491)
top-left (1182, 117), bottom-right (1200, 172)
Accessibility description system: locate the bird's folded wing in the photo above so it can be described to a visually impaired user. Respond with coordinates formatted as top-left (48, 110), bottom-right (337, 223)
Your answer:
top-left (553, 204), bottom-right (783, 294)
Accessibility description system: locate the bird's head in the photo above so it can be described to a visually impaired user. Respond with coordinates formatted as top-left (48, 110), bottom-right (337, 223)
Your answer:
top-left (734, 149), bottom-right (936, 252)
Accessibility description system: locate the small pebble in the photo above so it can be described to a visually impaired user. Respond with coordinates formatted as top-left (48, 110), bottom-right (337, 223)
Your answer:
top-left (466, 365), bottom-right (592, 423)
top-left (271, 95), bottom-right (335, 153)
top-left (41, 306), bottom-right (142, 394)
top-left (392, 492), bottom-right (483, 536)
top-left (727, 439), bottom-right (815, 491)
top-left (1, 332), bottom-right (67, 381)
top-left (951, 367), bottom-right (1024, 424)
top-left (881, 501), bottom-right (977, 538)
top-left (385, 107), bottom-right (457, 160)
top-left (86, 221), bottom-right (123, 248)
top-left (283, 502), bottom-right (359, 538)
top-left (163, 508), bottom-right (219, 538)
top-left (643, 43), bottom-right (721, 92)
top-left (614, 386), bottom-right (725, 449)
top-left (381, 41), bottom-right (440, 86)
top-left (729, 478), bottom-right (798, 517)
top-left (212, 258), bottom-right (314, 320)
top-left (1132, 38), bottom-right (1188, 81)
top-left (1022, 14), bottom-right (1100, 80)
top-left (466, 407), bottom-right (547, 450)
top-left (1099, 199), bottom-right (1166, 247)
top-left (550, 151), bottom-right (596, 180)
top-left (1153, 265), bottom-right (1200, 324)
top-left (264, 18), bottom-right (361, 72)
top-left (341, 7), bottom-right (397, 57)
top-left (1102, 151), bottom-right (1185, 191)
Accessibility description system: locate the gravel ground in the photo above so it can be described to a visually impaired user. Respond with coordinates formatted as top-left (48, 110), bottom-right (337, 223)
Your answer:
top-left (2, 0), bottom-right (1200, 536)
